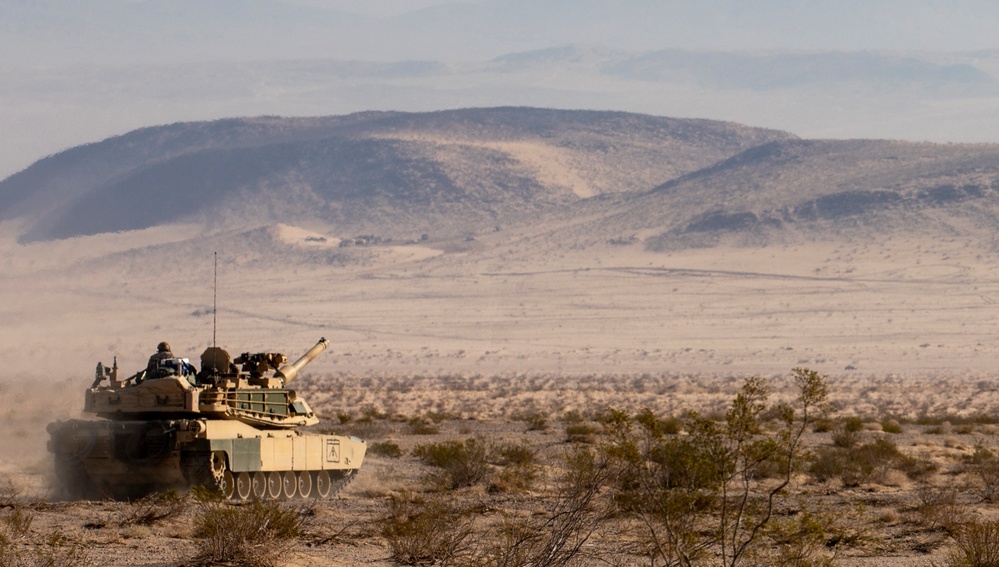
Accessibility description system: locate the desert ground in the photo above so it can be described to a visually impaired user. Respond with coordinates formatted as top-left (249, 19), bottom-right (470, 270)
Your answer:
top-left (4, 219), bottom-right (999, 565)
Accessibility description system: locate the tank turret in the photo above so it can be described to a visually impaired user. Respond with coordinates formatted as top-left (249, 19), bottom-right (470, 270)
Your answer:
top-left (47, 337), bottom-right (365, 501)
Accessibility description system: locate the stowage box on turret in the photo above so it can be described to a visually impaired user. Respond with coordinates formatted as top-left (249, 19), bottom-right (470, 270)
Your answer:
top-left (47, 338), bottom-right (365, 500)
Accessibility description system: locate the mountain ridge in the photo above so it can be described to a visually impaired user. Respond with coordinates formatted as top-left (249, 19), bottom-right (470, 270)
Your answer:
top-left (0, 108), bottom-right (795, 243)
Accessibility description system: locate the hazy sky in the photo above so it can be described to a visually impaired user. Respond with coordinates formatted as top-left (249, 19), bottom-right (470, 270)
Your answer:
top-left (281, 0), bottom-right (467, 16)
top-left (3, 0), bottom-right (999, 180)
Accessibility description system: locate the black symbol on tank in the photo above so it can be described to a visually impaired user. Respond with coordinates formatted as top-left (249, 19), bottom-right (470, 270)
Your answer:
top-left (326, 439), bottom-right (340, 463)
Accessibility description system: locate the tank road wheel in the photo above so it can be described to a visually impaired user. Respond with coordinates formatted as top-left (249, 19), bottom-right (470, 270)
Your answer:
top-left (267, 472), bottom-right (283, 500)
top-left (235, 472), bottom-right (252, 500)
top-left (297, 471), bottom-right (313, 499)
top-left (282, 471), bottom-right (297, 499)
top-left (220, 470), bottom-right (236, 500)
top-left (315, 471), bottom-right (331, 499)
top-left (251, 472), bottom-right (267, 500)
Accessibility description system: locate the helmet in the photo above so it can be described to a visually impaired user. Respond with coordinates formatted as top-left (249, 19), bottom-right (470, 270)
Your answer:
top-left (157, 342), bottom-right (171, 353)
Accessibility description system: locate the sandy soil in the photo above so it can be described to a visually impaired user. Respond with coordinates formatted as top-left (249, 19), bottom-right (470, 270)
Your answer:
top-left (4, 372), bottom-right (999, 566)
top-left (4, 222), bottom-right (999, 565)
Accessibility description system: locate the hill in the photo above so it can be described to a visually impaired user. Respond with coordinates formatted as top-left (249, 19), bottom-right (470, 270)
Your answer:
top-left (0, 108), bottom-right (794, 242)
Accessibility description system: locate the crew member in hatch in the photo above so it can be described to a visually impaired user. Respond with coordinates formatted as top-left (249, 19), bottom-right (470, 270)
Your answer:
top-left (147, 341), bottom-right (173, 374)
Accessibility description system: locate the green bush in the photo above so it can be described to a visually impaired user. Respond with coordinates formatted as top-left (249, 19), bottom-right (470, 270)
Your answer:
top-left (412, 438), bottom-right (490, 489)
top-left (368, 441), bottom-right (404, 458)
top-left (881, 419), bottom-right (903, 434)
top-left (843, 417), bottom-right (865, 433)
top-left (810, 438), bottom-right (936, 486)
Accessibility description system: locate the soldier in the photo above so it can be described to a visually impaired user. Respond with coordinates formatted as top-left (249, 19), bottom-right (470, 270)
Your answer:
top-left (147, 341), bottom-right (173, 374)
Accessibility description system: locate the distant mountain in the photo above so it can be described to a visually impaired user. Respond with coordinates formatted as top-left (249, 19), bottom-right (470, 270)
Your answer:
top-left (0, 108), bottom-right (793, 242)
top-left (8, 0), bottom-right (999, 65)
top-left (580, 139), bottom-right (999, 250)
top-left (7, 107), bottom-right (999, 252)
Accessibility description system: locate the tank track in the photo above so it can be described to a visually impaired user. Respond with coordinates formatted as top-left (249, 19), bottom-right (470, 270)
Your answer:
top-left (327, 469), bottom-right (357, 497)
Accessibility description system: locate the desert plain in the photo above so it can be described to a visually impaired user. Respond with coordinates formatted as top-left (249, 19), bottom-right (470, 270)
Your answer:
top-left (4, 218), bottom-right (999, 566)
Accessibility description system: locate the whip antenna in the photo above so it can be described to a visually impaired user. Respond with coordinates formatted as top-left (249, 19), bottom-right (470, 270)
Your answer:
top-left (213, 251), bottom-right (217, 349)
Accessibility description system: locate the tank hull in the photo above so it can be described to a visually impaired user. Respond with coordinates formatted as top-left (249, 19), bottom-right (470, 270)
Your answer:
top-left (47, 418), bottom-right (365, 500)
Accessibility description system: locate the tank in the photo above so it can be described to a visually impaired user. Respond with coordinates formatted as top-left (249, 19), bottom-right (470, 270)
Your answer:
top-left (47, 337), bottom-right (365, 501)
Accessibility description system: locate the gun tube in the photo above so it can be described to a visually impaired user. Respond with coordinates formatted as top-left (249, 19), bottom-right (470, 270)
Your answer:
top-left (275, 337), bottom-right (330, 383)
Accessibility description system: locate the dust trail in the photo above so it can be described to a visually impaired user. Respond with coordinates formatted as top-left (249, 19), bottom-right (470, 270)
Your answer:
top-left (0, 375), bottom-right (84, 497)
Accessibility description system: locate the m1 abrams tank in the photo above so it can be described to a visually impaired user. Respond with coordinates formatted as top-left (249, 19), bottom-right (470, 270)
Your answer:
top-left (47, 337), bottom-right (365, 501)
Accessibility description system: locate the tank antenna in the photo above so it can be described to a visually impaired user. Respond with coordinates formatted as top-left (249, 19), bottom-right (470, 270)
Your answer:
top-left (213, 251), bottom-right (218, 349)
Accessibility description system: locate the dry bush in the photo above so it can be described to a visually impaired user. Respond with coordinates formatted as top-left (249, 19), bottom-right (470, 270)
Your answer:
top-left (564, 423), bottom-right (600, 444)
top-left (964, 445), bottom-right (999, 502)
top-left (413, 438), bottom-right (490, 489)
top-left (1, 478), bottom-right (92, 567)
top-left (511, 412), bottom-right (549, 432)
top-left (190, 488), bottom-right (302, 567)
top-left (115, 489), bottom-right (185, 527)
top-left (753, 507), bottom-right (838, 567)
top-left (0, 530), bottom-right (91, 567)
top-left (947, 519), bottom-right (999, 567)
top-left (476, 446), bottom-right (611, 567)
top-left (489, 442), bottom-right (539, 493)
top-left (381, 491), bottom-right (472, 566)
top-left (915, 485), bottom-right (970, 531)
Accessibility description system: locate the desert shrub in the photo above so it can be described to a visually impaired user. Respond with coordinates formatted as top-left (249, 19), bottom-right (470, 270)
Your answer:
top-left (602, 368), bottom-right (831, 567)
top-left (480, 446), bottom-right (610, 567)
top-left (512, 412), bottom-right (549, 432)
top-left (810, 438), bottom-right (935, 486)
top-left (358, 405), bottom-right (389, 422)
top-left (7, 532), bottom-right (91, 567)
top-left (947, 519), bottom-right (999, 567)
top-left (564, 423), bottom-right (600, 444)
top-left (425, 411), bottom-right (458, 423)
top-left (191, 489), bottom-right (301, 567)
top-left (489, 442), bottom-right (539, 493)
top-left (116, 489), bottom-right (185, 527)
top-left (916, 486), bottom-right (970, 531)
top-left (369, 441), bottom-right (404, 458)
top-left (964, 445), bottom-right (999, 502)
top-left (755, 507), bottom-right (838, 567)
top-left (412, 438), bottom-right (489, 489)
top-left (812, 417), bottom-right (835, 433)
top-left (809, 446), bottom-right (847, 483)
top-left (381, 492), bottom-right (472, 565)
top-left (895, 452), bottom-right (938, 482)
top-left (492, 442), bottom-right (536, 467)
top-left (831, 429), bottom-right (859, 449)
top-left (843, 416), bottom-right (865, 433)
top-left (0, 507), bottom-right (33, 540)
top-left (881, 419), bottom-right (903, 434)
top-left (406, 417), bottom-right (440, 435)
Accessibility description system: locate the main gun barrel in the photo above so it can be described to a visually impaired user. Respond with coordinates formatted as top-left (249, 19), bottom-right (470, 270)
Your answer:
top-left (275, 337), bottom-right (329, 383)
